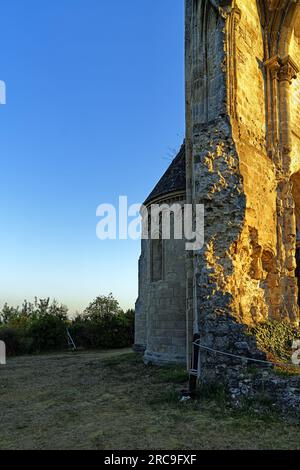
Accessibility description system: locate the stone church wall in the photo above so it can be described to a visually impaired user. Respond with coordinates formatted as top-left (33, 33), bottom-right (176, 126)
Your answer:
top-left (135, 197), bottom-right (187, 364)
top-left (185, 0), bottom-right (300, 382)
top-left (230, 0), bottom-right (278, 324)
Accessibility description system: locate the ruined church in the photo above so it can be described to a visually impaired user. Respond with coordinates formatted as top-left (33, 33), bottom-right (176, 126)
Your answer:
top-left (135, 0), bottom-right (300, 381)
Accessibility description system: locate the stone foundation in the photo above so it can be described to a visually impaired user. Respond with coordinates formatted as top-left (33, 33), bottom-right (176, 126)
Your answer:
top-left (228, 369), bottom-right (300, 417)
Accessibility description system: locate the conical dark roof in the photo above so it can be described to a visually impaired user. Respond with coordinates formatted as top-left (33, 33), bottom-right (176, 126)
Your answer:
top-left (144, 143), bottom-right (186, 205)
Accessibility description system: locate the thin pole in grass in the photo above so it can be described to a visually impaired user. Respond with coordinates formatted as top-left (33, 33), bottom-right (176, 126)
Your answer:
top-left (67, 328), bottom-right (77, 351)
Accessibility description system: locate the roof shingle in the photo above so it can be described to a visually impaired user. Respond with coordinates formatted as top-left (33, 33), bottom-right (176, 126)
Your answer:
top-left (144, 143), bottom-right (186, 205)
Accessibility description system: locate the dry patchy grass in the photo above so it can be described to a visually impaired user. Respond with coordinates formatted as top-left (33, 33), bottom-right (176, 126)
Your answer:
top-left (0, 349), bottom-right (299, 450)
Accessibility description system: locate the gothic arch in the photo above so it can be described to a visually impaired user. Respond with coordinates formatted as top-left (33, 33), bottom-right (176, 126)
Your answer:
top-left (276, 1), bottom-right (300, 57)
top-left (191, 0), bottom-right (225, 124)
top-left (253, 1), bottom-right (300, 168)
top-left (256, 0), bottom-right (300, 57)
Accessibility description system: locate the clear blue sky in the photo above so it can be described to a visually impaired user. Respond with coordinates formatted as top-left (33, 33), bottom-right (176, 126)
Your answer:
top-left (0, 0), bottom-right (185, 314)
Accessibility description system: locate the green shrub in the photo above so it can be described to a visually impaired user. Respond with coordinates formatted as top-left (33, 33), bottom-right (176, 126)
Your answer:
top-left (69, 308), bottom-right (134, 350)
top-left (250, 321), bottom-right (300, 362)
top-left (27, 315), bottom-right (68, 353)
top-left (0, 327), bottom-right (32, 356)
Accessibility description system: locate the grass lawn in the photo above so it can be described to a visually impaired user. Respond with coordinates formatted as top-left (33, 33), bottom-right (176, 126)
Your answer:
top-left (0, 349), bottom-right (300, 450)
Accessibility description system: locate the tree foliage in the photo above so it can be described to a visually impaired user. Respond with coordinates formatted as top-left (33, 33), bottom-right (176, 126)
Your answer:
top-left (0, 294), bottom-right (134, 356)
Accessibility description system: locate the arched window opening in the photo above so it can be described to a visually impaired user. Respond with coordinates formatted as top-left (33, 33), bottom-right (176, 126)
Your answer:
top-left (150, 213), bottom-right (163, 283)
top-left (151, 237), bottom-right (163, 283)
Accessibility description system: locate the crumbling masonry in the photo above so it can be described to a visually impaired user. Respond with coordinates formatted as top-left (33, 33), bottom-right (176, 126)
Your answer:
top-left (135, 0), bottom-right (300, 388)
